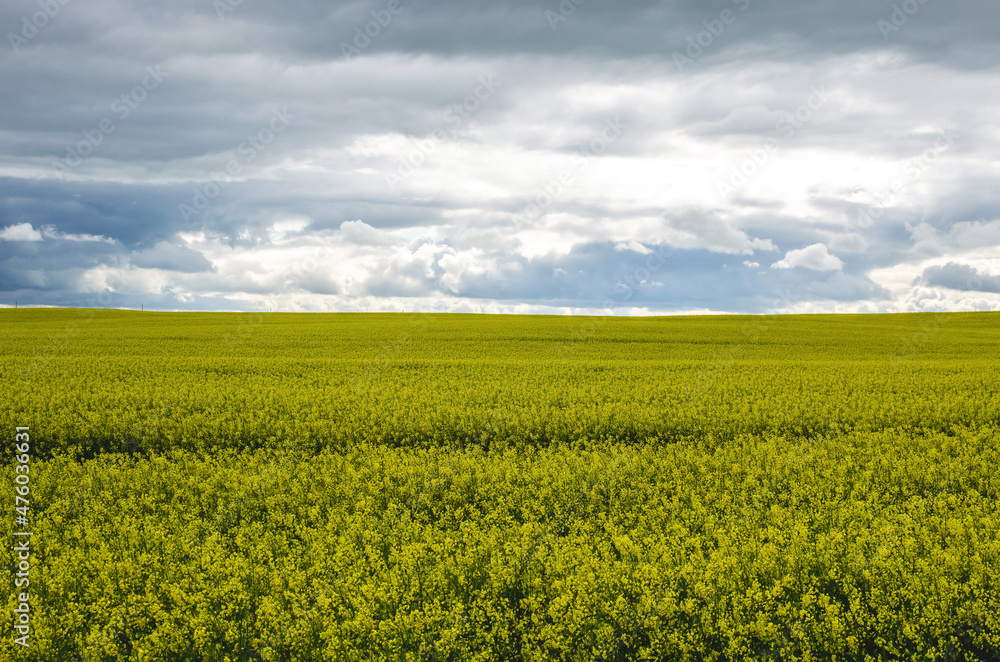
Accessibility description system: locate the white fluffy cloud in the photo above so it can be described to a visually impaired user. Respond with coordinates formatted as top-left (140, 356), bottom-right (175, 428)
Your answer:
top-left (0, 223), bottom-right (42, 241)
top-left (615, 241), bottom-right (652, 255)
top-left (771, 244), bottom-right (844, 272)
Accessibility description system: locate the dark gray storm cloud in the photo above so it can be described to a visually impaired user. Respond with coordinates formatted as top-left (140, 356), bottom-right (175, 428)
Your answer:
top-left (1, 0), bottom-right (998, 313)
top-left (918, 262), bottom-right (1000, 294)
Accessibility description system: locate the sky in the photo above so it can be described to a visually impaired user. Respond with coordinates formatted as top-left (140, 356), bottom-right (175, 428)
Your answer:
top-left (1, 0), bottom-right (999, 315)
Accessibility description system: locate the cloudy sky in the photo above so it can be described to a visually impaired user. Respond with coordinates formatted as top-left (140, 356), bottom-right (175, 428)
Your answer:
top-left (2, 0), bottom-right (999, 314)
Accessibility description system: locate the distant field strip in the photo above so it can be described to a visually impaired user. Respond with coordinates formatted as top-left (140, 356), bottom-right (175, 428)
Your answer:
top-left (2, 310), bottom-right (999, 456)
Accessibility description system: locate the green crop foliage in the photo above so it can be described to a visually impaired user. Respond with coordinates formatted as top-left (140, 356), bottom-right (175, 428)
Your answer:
top-left (1, 309), bottom-right (998, 660)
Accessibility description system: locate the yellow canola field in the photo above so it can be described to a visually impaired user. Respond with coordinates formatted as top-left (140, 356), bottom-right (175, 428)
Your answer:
top-left (1, 310), bottom-right (998, 660)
